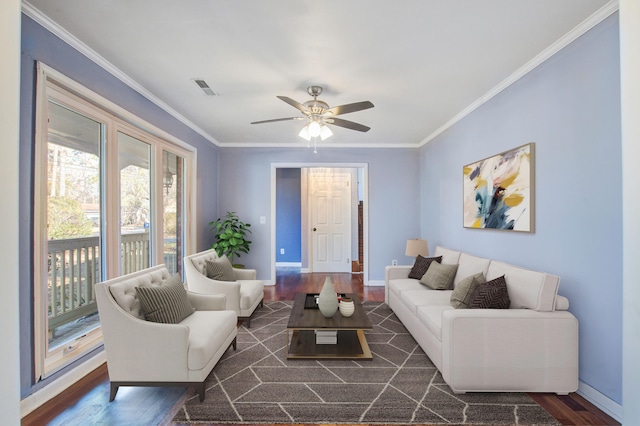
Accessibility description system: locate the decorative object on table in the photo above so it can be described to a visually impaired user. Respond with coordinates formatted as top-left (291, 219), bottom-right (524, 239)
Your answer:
top-left (317, 277), bottom-right (339, 317)
top-left (405, 238), bottom-right (429, 260)
top-left (209, 211), bottom-right (252, 267)
top-left (463, 143), bottom-right (534, 232)
top-left (339, 297), bottom-right (355, 317)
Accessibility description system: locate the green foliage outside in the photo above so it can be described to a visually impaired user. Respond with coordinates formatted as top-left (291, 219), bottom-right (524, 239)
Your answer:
top-left (48, 197), bottom-right (94, 240)
top-left (209, 211), bottom-right (252, 266)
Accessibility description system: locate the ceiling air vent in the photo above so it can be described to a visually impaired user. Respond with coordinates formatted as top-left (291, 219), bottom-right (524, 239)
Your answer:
top-left (193, 79), bottom-right (219, 96)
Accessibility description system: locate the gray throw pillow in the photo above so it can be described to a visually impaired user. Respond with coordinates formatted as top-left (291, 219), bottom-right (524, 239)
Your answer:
top-left (450, 273), bottom-right (485, 309)
top-left (205, 255), bottom-right (236, 281)
top-left (419, 261), bottom-right (459, 290)
top-left (469, 275), bottom-right (511, 309)
top-left (136, 274), bottom-right (195, 323)
top-left (408, 255), bottom-right (442, 279)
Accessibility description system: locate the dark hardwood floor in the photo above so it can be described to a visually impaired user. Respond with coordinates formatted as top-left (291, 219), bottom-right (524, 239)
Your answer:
top-left (22, 270), bottom-right (619, 426)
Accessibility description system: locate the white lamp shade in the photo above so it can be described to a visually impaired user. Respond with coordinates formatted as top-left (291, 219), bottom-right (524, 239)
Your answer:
top-left (298, 125), bottom-right (311, 141)
top-left (320, 125), bottom-right (333, 140)
top-left (308, 121), bottom-right (322, 137)
top-left (405, 239), bottom-right (429, 257)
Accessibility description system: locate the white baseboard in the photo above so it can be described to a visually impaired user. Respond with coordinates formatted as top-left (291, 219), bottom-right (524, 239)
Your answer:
top-left (275, 262), bottom-right (301, 267)
top-left (20, 352), bottom-right (106, 418)
top-left (577, 380), bottom-right (622, 423)
top-left (366, 280), bottom-right (385, 287)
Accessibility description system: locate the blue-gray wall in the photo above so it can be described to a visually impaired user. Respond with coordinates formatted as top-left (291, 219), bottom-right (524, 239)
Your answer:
top-left (276, 168), bottom-right (302, 263)
top-left (19, 15), bottom-right (220, 396)
top-left (217, 147), bottom-right (422, 280)
top-left (420, 14), bottom-right (622, 404)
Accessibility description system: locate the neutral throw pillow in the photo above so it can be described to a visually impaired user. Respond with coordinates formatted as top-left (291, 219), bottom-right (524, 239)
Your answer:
top-left (469, 275), bottom-right (511, 309)
top-left (419, 261), bottom-right (459, 290)
top-left (450, 272), bottom-right (486, 309)
top-left (408, 255), bottom-right (442, 279)
top-left (205, 255), bottom-right (236, 281)
top-left (136, 274), bottom-right (195, 323)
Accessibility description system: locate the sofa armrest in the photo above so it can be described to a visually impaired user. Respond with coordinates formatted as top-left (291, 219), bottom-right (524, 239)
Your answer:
top-left (385, 265), bottom-right (412, 282)
top-left (233, 268), bottom-right (257, 280)
top-left (187, 291), bottom-right (227, 311)
top-left (440, 309), bottom-right (578, 394)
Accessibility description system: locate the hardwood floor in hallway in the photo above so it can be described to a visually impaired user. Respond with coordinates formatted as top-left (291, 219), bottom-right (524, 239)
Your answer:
top-left (21, 271), bottom-right (618, 426)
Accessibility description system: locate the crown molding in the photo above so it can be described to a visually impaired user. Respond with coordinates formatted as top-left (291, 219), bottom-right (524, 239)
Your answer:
top-left (419, 0), bottom-right (619, 147)
top-left (21, 1), bottom-right (220, 147)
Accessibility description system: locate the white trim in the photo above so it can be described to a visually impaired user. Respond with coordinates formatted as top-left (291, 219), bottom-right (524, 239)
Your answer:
top-left (419, 0), bottom-right (619, 147)
top-left (366, 280), bottom-right (385, 287)
top-left (577, 380), bottom-right (622, 423)
top-left (21, 1), bottom-right (219, 147)
top-left (276, 262), bottom-right (302, 267)
top-left (20, 353), bottom-right (106, 418)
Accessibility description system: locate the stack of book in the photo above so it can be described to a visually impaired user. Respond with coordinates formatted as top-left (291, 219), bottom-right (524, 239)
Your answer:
top-left (314, 330), bottom-right (337, 344)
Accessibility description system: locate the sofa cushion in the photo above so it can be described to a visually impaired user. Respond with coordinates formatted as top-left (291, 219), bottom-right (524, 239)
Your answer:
top-left (417, 305), bottom-right (454, 342)
top-left (486, 260), bottom-right (559, 311)
top-left (420, 261), bottom-right (458, 290)
top-left (205, 255), bottom-right (236, 281)
top-left (180, 310), bottom-right (237, 370)
top-left (136, 274), bottom-right (195, 323)
top-left (400, 289), bottom-right (453, 315)
top-left (450, 273), bottom-right (485, 309)
top-left (453, 253), bottom-right (491, 288)
top-left (408, 255), bottom-right (442, 279)
top-left (469, 275), bottom-right (510, 309)
top-left (434, 246), bottom-right (461, 265)
top-left (388, 278), bottom-right (427, 299)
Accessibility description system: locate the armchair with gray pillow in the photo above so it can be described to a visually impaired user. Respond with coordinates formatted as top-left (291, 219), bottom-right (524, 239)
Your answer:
top-left (184, 248), bottom-right (264, 327)
top-left (95, 265), bottom-right (238, 401)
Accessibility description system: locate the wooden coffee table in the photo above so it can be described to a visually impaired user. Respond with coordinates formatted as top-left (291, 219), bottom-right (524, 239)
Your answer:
top-left (285, 292), bottom-right (373, 360)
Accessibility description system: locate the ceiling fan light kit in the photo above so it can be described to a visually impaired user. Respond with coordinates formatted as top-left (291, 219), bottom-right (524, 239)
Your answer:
top-left (251, 85), bottom-right (374, 151)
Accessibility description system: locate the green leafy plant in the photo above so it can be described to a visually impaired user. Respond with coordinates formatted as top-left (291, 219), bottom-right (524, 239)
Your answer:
top-left (209, 211), bottom-right (252, 267)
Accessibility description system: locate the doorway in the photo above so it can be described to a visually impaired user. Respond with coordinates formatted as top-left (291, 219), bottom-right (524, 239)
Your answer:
top-left (271, 163), bottom-right (369, 285)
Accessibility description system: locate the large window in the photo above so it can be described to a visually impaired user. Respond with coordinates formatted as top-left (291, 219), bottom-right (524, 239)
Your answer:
top-left (34, 64), bottom-right (196, 379)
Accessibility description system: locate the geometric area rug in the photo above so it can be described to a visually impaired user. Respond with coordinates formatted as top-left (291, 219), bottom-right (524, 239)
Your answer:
top-left (172, 301), bottom-right (559, 425)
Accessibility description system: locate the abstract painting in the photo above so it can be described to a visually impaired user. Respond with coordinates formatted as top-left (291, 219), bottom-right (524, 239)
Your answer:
top-left (463, 143), bottom-right (534, 232)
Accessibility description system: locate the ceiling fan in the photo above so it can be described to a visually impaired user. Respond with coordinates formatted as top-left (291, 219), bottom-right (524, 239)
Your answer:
top-left (251, 86), bottom-right (374, 140)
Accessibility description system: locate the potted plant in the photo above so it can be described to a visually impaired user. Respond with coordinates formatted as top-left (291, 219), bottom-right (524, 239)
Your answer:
top-left (209, 211), bottom-right (252, 267)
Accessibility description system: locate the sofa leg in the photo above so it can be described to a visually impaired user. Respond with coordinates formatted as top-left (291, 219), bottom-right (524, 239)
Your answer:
top-left (197, 382), bottom-right (206, 402)
top-left (109, 382), bottom-right (119, 402)
top-left (232, 337), bottom-right (237, 350)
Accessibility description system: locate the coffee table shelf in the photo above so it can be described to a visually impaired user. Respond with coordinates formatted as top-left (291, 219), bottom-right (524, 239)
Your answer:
top-left (286, 292), bottom-right (373, 360)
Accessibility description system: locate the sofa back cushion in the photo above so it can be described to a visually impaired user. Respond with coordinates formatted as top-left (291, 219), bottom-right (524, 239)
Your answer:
top-left (486, 260), bottom-right (559, 311)
top-left (108, 266), bottom-right (171, 319)
top-left (454, 253), bottom-right (491, 288)
top-left (434, 246), bottom-right (461, 265)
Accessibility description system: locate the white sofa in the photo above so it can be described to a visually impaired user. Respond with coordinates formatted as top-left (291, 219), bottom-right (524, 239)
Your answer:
top-left (385, 246), bottom-right (578, 395)
top-left (95, 265), bottom-right (238, 401)
top-left (184, 249), bottom-right (264, 327)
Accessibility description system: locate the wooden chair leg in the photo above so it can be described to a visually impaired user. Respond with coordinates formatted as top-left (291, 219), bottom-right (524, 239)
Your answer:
top-left (109, 382), bottom-right (119, 402)
top-left (197, 382), bottom-right (206, 402)
top-left (232, 337), bottom-right (237, 350)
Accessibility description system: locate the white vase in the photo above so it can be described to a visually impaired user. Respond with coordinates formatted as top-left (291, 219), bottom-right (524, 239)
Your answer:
top-left (318, 277), bottom-right (339, 317)
top-left (339, 297), bottom-right (355, 317)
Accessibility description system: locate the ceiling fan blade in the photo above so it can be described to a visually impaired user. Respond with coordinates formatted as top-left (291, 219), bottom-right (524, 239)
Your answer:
top-left (324, 101), bottom-right (374, 116)
top-left (277, 96), bottom-right (310, 115)
top-left (326, 117), bottom-right (371, 132)
top-left (251, 117), bottom-right (304, 124)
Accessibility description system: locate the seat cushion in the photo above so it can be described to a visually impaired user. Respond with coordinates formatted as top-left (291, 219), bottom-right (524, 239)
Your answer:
top-left (400, 289), bottom-right (453, 315)
top-left (181, 310), bottom-right (237, 370)
top-left (417, 305), bottom-right (454, 342)
top-left (388, 279), bottom-right (425, 299)
top-left (239, 280), bottom-right (264, 311)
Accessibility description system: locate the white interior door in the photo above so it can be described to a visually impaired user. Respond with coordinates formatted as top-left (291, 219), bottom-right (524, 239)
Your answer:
top-left (310, 168), bottom-right (351, 272)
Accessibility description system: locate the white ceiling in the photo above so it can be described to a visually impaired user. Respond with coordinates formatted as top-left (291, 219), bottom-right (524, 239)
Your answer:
top-left (25, 0), bottom-right (614, 149)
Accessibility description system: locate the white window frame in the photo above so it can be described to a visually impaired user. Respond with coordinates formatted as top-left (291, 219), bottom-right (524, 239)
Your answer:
top-left (34, 62), bottom-right (197, 379)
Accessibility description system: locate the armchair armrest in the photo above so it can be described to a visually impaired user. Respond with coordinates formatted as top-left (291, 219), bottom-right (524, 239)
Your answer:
top-left (185, 268), bottom-right (241, 315)
top-left (233, 268), bottom-right (257, 280)
top-left (187, 291), bottom-right (227, 311)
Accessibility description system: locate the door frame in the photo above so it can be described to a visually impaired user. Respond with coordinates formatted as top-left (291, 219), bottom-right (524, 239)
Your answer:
top-left (270, 162), bottom-right (369, 285)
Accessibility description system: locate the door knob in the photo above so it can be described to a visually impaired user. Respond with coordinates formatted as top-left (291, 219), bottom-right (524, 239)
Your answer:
top-left (313, 227), bottom-right (317, 231)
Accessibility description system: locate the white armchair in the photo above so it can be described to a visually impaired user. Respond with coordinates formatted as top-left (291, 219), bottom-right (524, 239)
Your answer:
top-left (95, 265), bottom-right (238, 402)
top-left (184, 248), bottom-right (264, 327)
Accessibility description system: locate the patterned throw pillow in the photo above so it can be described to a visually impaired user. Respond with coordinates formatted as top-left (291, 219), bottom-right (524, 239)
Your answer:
top-left (469, 275), bottom-right (511, 309)
top-left (408, 255), bottom-right (442, 279)
top-left (136, 274), bottom-right (195, 323)
top-left (205, 255), bottom-right (236, 281)
top-left (450, 273), bottom-right (486, 309)
top-left (419, 261), bottom-right (459, 290)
